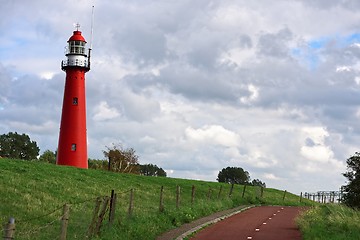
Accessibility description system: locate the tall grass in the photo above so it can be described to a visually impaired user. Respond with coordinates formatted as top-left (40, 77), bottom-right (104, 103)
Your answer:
top-left (297, 204), bottom-right (360, 240)
top-left (0, 158), bottom-right (312, 239)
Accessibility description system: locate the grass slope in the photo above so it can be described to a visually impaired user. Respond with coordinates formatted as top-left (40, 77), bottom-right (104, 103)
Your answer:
top-left (0, 158), bottom-right (312, 239)
top-left (297, 204), bottom-right (360, 240)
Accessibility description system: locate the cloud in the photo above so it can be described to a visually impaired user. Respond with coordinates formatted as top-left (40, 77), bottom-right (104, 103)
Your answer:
top-left (1, 0), bottom-right (360, 194)
top-left (240, 84), bottom-right (259, 105)
top-left (263, 173), bottom-right (281, 180)
top-left (92, 101), bottom-right (120, 121)
top-left (257, 28), bottom-right (294, 59)
top-left (185, 124), bottom-right (241, 148)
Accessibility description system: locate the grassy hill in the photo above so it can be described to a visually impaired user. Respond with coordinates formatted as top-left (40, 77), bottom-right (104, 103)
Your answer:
top-left (0, 158), bottom-right (312, 239)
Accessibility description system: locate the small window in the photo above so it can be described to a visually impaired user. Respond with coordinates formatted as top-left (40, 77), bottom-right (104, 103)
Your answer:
top-left (72, 97), bottom-right (78, 105)
top-left (71, 144), bottom-right (76, 151)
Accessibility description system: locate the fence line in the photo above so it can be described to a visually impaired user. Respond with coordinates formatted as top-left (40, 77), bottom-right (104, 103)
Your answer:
top-left (4, 185), bottom-right (309, 239)
top-left (16, 211), bottom-right (63, 238)
top-left (16, 205), bottom-right (63, 224)
top-left (303, 190), bottom-right (343, 203)
top-left (67, 196), bottom-right (100, 206)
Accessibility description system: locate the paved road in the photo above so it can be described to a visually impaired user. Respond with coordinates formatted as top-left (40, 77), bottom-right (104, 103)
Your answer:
top-left (191, 206), bottom-right (305, 240)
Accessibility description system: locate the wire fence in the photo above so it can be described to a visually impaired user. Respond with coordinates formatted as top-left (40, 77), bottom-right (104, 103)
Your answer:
top-left (2, 184), bottom-right (304, 239)
top-left (302, 190), bottom-right (344, 203)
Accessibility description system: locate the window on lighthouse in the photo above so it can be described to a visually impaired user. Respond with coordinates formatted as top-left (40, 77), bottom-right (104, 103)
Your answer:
top-left (72, 97), bottom-right (78, 105)
top-left (69, 41), bottom-right (85, 54)
top-left (71, 144), bottom-right (77, 151)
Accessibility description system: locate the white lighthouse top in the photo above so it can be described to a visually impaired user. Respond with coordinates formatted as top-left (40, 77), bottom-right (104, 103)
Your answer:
top-left (61, 26), bottom-right (90, 71)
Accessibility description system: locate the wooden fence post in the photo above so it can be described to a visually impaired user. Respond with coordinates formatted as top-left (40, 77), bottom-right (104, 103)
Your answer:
top-left (229, 184), bottom-right (234, 197)
top-left (60, 204), bottom-right (70, 240)
top-left (88, 197), bottom-right (102, 238)
top-left (340, 188), bottom-right (343, 203)
top-left (4, 217), bottom-right (15, 240)
top-left (282, 190), bottom-right (287, 201)
top-left (176, 185), bottom-right (181, 209)
top-left (300, 192), bottom-right (303, 202)
top-left (95, 197), bottom-right (110, 236)
top-left (207, 187), bottom-right (212, 200)
top-left (109, 190), bottom-right (117, 225)
top-left (242, 185), bottom-right (247, 198)
top-left (218, 186), bottom-right (223, 199)
top-left (159, 186), bottom-right (164, 212)
top-left (191, 185), bottom-right (196, 205)
top-left (128, 189), bottom-right (134, 217)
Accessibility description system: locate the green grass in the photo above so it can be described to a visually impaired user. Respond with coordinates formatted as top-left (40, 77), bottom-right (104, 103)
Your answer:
top-left (0, 158), bottom-right (312, 239)
top-left (297, 204), bottom-right (360, 240)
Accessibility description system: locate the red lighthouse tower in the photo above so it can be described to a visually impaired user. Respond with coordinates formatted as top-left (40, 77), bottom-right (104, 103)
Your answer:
top-left (57, 26), bottom-right (91, 169)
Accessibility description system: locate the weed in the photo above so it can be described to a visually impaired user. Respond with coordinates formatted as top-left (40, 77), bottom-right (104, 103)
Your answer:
top-left (297, 204), bottom-right (360, 240)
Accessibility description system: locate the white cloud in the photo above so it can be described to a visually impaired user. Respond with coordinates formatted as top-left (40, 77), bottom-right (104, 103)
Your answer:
top-left (185, 125), bottom-right (241, 148)
top-left (336, 66), bottom-right (351, 72)
top-left (300, 145), bottom-right (334, 162)
top-left (219, 47), bottom-right (256, 67)
top-left (263, 173), bottom-right (281, 180)
top-left (1, 0), bottom-right (359, 194)
top-left (299, 127), bottom-right (333, 161)
top-left (40, 71), bottom-right (56, 80)
top-left (92, 101), bottom-right (120, 121)
top-left (240, 84), bottom-right (259, 105)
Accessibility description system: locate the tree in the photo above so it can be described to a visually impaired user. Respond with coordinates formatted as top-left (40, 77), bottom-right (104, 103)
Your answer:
top-left (342, 152), bottom-right (360, 208)
top-left (251, 179), bottom-right (266, 188)
top-left (139, 164), bottom-right (167, 177)
top-left (0, 132), bottom-right (40, 160)
top-left (88, 158), bottom-right (108, 170)
top-left (39, 150), bottom-right (56, 164)
top-left (103, 144), bottom-right (139, 174)
top-left (217, 167), bottom-right (250, 184)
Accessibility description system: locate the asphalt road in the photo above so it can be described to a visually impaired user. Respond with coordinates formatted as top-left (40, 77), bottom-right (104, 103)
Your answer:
top-left (190, 206), bottom-right (305, 240)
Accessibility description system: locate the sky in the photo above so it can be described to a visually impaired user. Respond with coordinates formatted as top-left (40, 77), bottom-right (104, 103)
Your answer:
top-left (1, 0), bottom-right (360, 194)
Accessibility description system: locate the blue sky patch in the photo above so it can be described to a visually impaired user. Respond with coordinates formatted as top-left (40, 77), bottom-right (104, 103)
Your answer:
top-left (308, 37), bottom-right (330, 49)
top-left (291, 32), bottom-right (360, 70)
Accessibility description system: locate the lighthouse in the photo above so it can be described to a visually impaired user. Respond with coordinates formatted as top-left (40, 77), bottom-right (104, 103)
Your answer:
top-left (56, 25), bottom-right (91, 169)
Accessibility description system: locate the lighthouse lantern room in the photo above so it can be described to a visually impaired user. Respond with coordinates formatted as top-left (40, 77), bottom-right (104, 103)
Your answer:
top-left (57, 25), bottom-right (91, 169)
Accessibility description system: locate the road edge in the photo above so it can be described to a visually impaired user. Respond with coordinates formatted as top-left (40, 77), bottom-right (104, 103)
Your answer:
top-left (175, 205), bottom-right (256, 240)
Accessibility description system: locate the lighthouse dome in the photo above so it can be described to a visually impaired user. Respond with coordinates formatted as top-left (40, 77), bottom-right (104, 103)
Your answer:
top-left (68, 31), bottom-right (87, 42)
